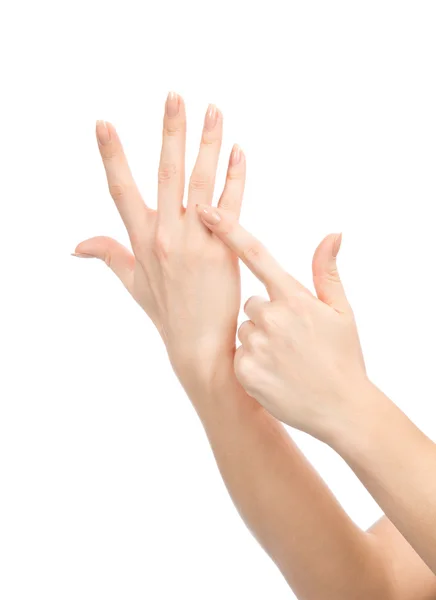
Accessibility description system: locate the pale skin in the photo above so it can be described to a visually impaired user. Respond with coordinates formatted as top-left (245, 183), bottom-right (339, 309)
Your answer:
top-left (73, 93), bottom-right (436, 599)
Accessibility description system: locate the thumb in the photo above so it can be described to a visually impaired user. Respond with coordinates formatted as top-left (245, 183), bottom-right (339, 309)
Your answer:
top-left (72, 236), bottom-right (135, 294)
top-left (312, 233), bottom-right (350, 313)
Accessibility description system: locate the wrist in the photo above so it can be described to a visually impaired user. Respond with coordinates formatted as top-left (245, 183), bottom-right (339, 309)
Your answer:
top-left (170, 347), bottom-right (236, 397)
top-left (321, 378), bottom-right (392, 453)
top-left (177, 355), bottom-right (260, 423)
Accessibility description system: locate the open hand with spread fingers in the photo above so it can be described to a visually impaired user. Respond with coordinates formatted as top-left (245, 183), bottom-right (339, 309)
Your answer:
top-left (73, 94), bottom-right (246, 393)
top-left (196, 203), bottom-right (371, 442)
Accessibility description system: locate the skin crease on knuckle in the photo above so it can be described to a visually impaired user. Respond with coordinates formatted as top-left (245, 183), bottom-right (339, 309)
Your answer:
top-left (108, 182), bottom-right (125, 203)
top-left (226, 168), bottom-right (242, 182)
top-left (201, 129), bottom-right (220, 146)
top-left (163, 123), bottom-right (184, 137)
top-left (100, 145), bottom-right (118, 161)
top-left (189, 173), bottom-right (212, 192)
top-left (158, 162), bottom-right (178, 185)
top-left (242, 242), bottom-right (263, 263)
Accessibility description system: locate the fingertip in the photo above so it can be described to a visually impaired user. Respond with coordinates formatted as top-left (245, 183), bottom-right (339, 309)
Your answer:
top-left (96, 120), bottom-right (111, 145)
top-left (71, 252), bottom-right (96, 259)
top-left (332, 232), bottom-right (342, 258)
top-left (196, 204), bottom-right (222, 227)
top-left (73, 238), bottom-right (103, 259)
top-left (313, 233), bottom-right (341, 268)
top-left (230, 143), bottom-right (245, 167)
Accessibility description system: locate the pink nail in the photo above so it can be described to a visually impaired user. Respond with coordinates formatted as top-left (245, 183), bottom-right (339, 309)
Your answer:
top-left (204, 104), bottom-right (219, 131)
top-left (166, 91), bottom-right (180, 117)
top-left (96, 120), bottom-right (111, 145)
top-left (197, 204), bottom-right (221, 226)
top-left (230, 144), bottom-right (242, 166)
top-left (332, 233), bottom-right (343, 258)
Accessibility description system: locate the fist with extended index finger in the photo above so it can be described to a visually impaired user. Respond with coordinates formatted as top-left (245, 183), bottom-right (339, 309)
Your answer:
top-left (197, 204), bottom-right (371, 443)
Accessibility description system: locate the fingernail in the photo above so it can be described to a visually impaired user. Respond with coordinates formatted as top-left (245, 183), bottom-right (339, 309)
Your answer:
top-left (96, 120), bottom-right (111, 145)
top-left (230, 144), bottom-right (243, 166)
top-left (196, 204), bottom-right (221, 226)
top-left (204, 104), bottom-right (219, 131)
top-left (166, 91), bottom-right (179, 117)
top-left (71, 252), bottom-right (95, 259)
top-left (332, 233), bottom-right (342, 258)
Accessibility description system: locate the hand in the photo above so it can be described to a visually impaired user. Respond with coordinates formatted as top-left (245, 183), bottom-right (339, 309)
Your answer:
top-left (73, 93), bottom-right (246, 392)
top-left (195, 204), bottom-right (369, 442)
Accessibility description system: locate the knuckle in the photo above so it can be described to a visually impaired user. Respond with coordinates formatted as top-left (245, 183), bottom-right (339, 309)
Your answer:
top-left (108, 183), bottom-right (125, 202)
top-left (103, 252), bottom-right (112, 268)
top-left (314, 269), bottom-right (341, 285)
top-left (286, 294), bottom-right (304, 310)
top-left (158, 162), bottom-right (178, 185)
top-left (153, 228), bottom-right (171, 259)
top-left (226, 168), bottom-right (242, 182)
top-left (163, 123), bottom-right (184, 137)
top-left (238, 320), bottom-right (249, 335)
top-left (237, 322), bottom-right (250, 342)
top-left (235, 355), bottom-right (254, 383)
top-left (189, 173), bottom-right (212, 192)
top-left (258, 305), bottom-right (278, 329)
top-left (100, 146), bottom-right (117, 161)
top-left (243, 295), bottom-right (258, 313)
top-left (201, 130), bottom-right (220, 146)
top-left (247, 332), bottom-right (264, 351)
top-left (217, 195), bottom-right (233, 211)
top-left (242, 243), bottom-right (262, 263)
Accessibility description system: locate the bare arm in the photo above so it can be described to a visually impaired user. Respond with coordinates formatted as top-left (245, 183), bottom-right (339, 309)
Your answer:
top-left (195, 203), bottom-right (436, 595)
top-left (330, 383), bottom-right (436, 576)
top-left (190, 372), bottom-right (393, 599)
top-left (73, 94), bottom-right (435, 600)
top-left (369, 517), bottom-right (436, 600)
top-left (190, 371), bottom-right (436, 600)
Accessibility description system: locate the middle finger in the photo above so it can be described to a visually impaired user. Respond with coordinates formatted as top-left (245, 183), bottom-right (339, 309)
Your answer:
top-left (157, 91), bottom-right (187, 226)
top-left (186, 104), bottom-right (223, 212)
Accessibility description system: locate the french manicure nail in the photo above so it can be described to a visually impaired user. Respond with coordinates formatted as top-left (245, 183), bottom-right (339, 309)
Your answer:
top-left (230, 144), bottom-right (242, 166)
top-left (71, 252), bottom-right (95, 258)
top-left (197, 204), bottom-right (221, 226)
top-left (96, 120), bottom-right (110, 145)
top-left (204, 104), bottom-right (219, 131)
top-left (332, 233), bottom-right (342, 258)
top-left (166, 91), bottom-right (179, 117)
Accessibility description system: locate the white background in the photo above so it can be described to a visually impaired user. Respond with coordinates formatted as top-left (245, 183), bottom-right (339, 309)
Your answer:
top-left (1, 1), bottom-right (436, 598)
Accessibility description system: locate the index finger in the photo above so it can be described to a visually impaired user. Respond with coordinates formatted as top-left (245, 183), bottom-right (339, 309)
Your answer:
top-left (196, 204), bottom-right (302, 300)
top-left (96, 120), bottom-right (150, 240)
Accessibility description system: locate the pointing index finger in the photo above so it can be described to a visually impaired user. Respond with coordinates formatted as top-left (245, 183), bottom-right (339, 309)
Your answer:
top-left (196, 204), bottom-right (300, 300)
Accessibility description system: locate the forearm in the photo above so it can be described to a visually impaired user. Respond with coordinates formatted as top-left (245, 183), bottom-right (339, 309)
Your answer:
top-left (186, 370), bottom-right (394, 600)
top-left (329, 381), bottom-right (436, 576)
